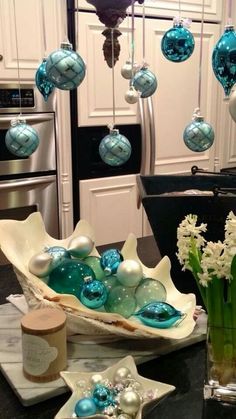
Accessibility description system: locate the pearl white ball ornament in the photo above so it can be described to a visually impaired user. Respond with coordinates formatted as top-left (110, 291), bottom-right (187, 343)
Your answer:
top-left (90, 374), bottom-right (103, 385)
top-left (121, 60), bottom-right (133, 79)
top-left (28, 252), bottom-right (53, 278)
top-left (117, 259), bottom-right (143, 287)
top-left (125, 86), bottom-right (139, 104)
top-left (114, 367), bottom-right (131, 383)
top-left (119, 389), bottom-right (141, 414)
top-left (68, 235), bottom-right (94, 258)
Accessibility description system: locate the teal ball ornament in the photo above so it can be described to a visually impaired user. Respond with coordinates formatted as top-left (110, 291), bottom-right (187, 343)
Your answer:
top-left (104, 285), bottom-right (137, 318)
top-left (48, 259), bottom-right (95, 297)
top-left (212, 25), bottom-right (236, 98)
top-left (5, 119), bottom-right (39, 157)
top-left (68, 235), bottom-right (94, 258)
top-left (132, 67), bottom-right (157, 98)
top-left (46, 41), bottom-right (86, 90)
top-left (45, 246), bottom-right (71, 270)
top-left (161, 22), bottom-right (195, 62)
top-left (74, 397), bottom-right (97, 417)
top-left (83, 256), bottom-right (104, 280)
top-left (101, 275), bottom-right (118, 292)
top-left (135, 302), bottom-right (184, 328)
top-left (183, 114), bottom-right (214, 152)
top-left (99, 129), bottom-right (131, 167)
top-left (100, 248), bottom-right (123, 275)
top-left (79, 280), bottom-right (108, 309)
top-left (117, 259), bottom-right (143, 287)
top-left (135, 278), bottom-right (167, 307)
top-left (35, 58), bottom-right (55, 101)
top-left (92, 384), bottom-right (113, 408)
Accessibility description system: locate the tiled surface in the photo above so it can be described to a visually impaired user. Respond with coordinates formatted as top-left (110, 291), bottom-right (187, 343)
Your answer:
top-left (0, 303), bottom-right (207, 406)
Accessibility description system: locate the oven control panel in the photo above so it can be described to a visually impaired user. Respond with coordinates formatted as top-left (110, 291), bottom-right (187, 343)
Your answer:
top-left (0, 86), bottom-right (35, 109)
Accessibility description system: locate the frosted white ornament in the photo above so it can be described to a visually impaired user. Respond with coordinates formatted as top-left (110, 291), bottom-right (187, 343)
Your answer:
top-left (117, 259), bottom-right (143, 287)
top-left (90, 373), bottom-right (103, 385)
top-left (229, 90), bottom-right (236, 123)
top-left (119, 389), bottom-right (141, 414)
top-left (28, 252), bottom-right (53, 278)
top-left (114, 367), bottom-right (131, 383)
top-left (125, 86), bottom-right (139, 104)
top-left (68, 235), bottom-right (94, 258)
top-left (121, 60), bottom-right (133, 79)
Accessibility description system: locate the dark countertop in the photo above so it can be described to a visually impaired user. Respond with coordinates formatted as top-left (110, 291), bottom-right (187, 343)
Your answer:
top-left (0, 236), bottom-right (236, 419)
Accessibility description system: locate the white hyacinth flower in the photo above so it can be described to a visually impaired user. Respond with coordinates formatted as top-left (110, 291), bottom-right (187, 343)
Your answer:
top-left (198, 241), bottom-right (226, 286)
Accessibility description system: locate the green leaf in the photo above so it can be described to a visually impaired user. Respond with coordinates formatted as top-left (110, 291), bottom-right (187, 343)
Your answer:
top-left (189, 251), bottom-right (202, 274)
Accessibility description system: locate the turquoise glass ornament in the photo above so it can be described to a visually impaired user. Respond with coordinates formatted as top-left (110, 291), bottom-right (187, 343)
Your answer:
top-left (100, 248), bottom-right (123, 275)
top-left (74, 397), bottom-right (97, 417)
top-left (48, 259), bottom-right (95, 297)
top-left (35, 58), bottom-right (55, 101)
top-left (132, 67), bottom-right (157, 98)
top-left (212, 25), bottom-right (236, 98)
top-left (83, 256), bottom-right (104, 280)
top-left (104, 285), bottom-right (137, 318)
top-left (101, 275), bottom-right (118, 292)
top-left (45, 246), bottom-right (71, 270)
top-left (92, 384), bottom-right (113, 408)
top-left (161, 21), bottom-right (195, 63)
top-left (79, 279), bottom-right (108, 309)
top-left (135, 302), bottom-right (184, 328)
top-left (183, 114), bottom-right (214, 152)
top-left (5, 118), bottom-right (39, 157)
top-left (46, 41), bottom-right (86, 90)
top-left (135, 278), bottom-right (167, 307)
top-left (99, 129), bottom-right (132, 167)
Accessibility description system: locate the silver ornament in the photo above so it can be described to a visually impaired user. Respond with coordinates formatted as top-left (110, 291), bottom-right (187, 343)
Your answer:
top-left (125, 86), bottom-right (139, 104)
top-left (90, 373), bottom-right (103, 386)
top-left (28, 252), bottom-right (53, 278)
top-left (117, 259), bottom-right (143, 287)
top-left (121, 60), bottom-right (133, 79)
top-left (229, 89), bottom-right (236, 123)
top-left (114, 367), bottom-right (131, 384)
top-left (68, 235), bottom-right (94, 258)
top-left (119, 389), bottom-right (141, 414)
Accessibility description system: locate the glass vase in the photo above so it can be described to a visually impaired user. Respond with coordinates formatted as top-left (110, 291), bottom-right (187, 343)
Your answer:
top-left (204, 325), bottom-right (236, 403)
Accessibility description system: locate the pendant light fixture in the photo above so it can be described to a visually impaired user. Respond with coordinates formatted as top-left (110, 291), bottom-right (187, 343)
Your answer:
top-left (183, 0), bottom-right (214, 152)
top-left (5, 0), bottom-right (39, 157)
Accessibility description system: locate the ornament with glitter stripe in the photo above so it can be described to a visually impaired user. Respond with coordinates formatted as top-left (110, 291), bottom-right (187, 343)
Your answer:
top-left (161, 20), bottom-right (195, 63)
top-left (99, 129), bottom-right (131, 166)
top-left (183, 112), bottom-right (214, 152)
top-left (35, 58), bottom-right (55, 101)
top-left (5, 118), bottom-right (39, 157)
top-left (132, 67), bottom-right (157, 98)
top-left (212, 25), bottom-right (236, 98)
top-left (46, 41), bottom-right (86, 90)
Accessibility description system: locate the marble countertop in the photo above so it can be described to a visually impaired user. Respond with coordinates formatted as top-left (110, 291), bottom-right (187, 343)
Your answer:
top-left (0, 236), bottom-right (236, 419)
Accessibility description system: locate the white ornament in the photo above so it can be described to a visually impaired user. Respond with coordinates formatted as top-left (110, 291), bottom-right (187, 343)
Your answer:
top-left (90, 373), bottom-right (103, 385)
top-left (229, 90), bottom-right (236, 123)
top-left (117, 259), bottom-right (143, 287)
top-left (119, 389), bottom-right (141, 414)
top-left (121, 60), bottom-right (133, 79)
top-left (28, 252), bottom-right (53, 278)
top-left (68, 235), bottom-right (94, 258)
top-left (125, 86), bottom-right (139, 104)
top-left (114, 367), bottom-right (131, 383)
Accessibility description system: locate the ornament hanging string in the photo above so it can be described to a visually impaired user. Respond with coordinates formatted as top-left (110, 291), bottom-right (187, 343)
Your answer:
top-left (13, 0), bottom-right (22, 115)
top-left (40, 0), bottom-right (47, 57)
top-left (178, 0), bottom-right (181, 18)
top-left (228, 0), bottom-right (233, 26)
top-left (195, 0), bottom-right (205, 116)
top-left (110, 28), bottom-right (116, 129)
top-left (142, 3), bottom-right (146, 65)
top-left (76, 0), bottom-right (80, 51)
top-left (62, 0), bottom-right (69, 43)
top-left (126, 6), bottom-right (131, 61)
top-left (131, 0), bottom-right (135, 80)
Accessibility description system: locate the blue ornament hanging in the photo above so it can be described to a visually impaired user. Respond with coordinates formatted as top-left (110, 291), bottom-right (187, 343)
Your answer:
top-left (100, 248), bottom-right (123, 275)
top-left (35, 58), bottom-right (55, 101)
top-left (5, 118), bottom-right (39, 157)
top-left (46, 41), bottom-right (86, 90)
top-left (132, 67), bottom-right (157, 98)
top-left (74, 397), bottom-right (97, 417)
top-left (212, 25), bottom-right (236, 98)
top-left (161, 19), bottom-right (195, 63)
top-left (183, 110), bottom-right (214, 152)
top-left (99, 128), bottom-right (132, 167)
top-left (44, 246), bottom-right (71, 270)
top-left (79, 279), bottom-right (108, 309)
top-left (134, 302), bottom-right (184, 328)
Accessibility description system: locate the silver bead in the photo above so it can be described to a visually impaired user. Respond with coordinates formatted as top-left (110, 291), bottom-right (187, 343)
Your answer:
top-left (117, 259), bottom-right (143, 287)
top-left (114, 367), bottom-right (131, 384)
top-left (119, 389), bottom-right (141, 414)
top-left (28, 252), bottom-right (53, 278)
top-left (125, 86), bottom-right (139, 104)
top-left (68, 235), bottom-right (94, 258)
top-left (75, 379), bottom-right (86, 389)
top-left (90, 373), bottom-right (103, 386)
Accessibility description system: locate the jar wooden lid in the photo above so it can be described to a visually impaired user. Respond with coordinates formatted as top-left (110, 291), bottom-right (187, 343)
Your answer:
top-left (21, 308), bottom-right (66, 335)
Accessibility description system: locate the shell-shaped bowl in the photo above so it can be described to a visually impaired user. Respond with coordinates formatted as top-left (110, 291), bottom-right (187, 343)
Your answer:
top-left (0, 212), bottom-right (196, 339)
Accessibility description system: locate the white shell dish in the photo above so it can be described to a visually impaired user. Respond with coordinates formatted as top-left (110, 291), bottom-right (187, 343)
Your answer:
top-left (0, 212), bottom-right (196, 339)
top-left (55, 355), bottom-right (175, 419)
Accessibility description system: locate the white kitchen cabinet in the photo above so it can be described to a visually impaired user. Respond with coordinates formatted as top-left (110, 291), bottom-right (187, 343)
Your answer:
top-left (0, 0), bottom-right (58, 81)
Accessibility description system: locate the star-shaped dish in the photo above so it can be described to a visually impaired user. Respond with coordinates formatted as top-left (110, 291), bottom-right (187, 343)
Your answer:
top-left (55, 355), bottom-right (175, 419)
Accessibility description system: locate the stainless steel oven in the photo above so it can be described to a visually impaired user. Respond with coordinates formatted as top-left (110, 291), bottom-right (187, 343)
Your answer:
top-left (0, 84), bottom-right (59, 243)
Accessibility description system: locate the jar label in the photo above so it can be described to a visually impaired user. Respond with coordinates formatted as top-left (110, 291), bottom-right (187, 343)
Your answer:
top-left (22, 334), bottom-right (58, 376)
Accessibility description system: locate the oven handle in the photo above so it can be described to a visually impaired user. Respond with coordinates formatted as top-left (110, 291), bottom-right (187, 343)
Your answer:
top-left (0, 175), bottom-right (55, 190)
top-left (0, 113), bottom-right (54, 125)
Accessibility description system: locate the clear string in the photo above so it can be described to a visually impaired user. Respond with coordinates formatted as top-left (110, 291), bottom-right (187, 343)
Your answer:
top-left (142, 3), bottom-right (146, 63)
top-left (131, 0), bottom-right (135, 79)
top-left (178, 0), bottom-right (181, 18)
top-left (227, 0), bottom-right (233, 25)
top-left (62, 0), bottom-right (69, 42)
top-left (111, 29), bottom-right (116, 128)
top-left (40, 0), bottom-right (47, 57)
top-left (76, 0), bottom-right (80, 51)
top-left (13, 0), bottom-right (22, 114)
top-left (126, 7), bottom-right (131, 60)
top-left (197, 0), bottom-right (205, 112)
